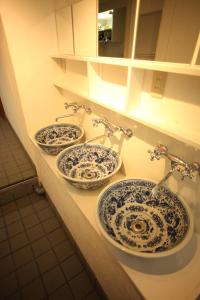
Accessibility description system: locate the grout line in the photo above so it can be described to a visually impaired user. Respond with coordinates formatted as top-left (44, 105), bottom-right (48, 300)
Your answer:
top-left (1, 208), bottom-right (22, 299)
top-left (0, 191), bottom-right (107, 300)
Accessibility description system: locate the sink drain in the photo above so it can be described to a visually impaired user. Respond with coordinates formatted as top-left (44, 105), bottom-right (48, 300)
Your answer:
top-left (131, 220), bottom-right (147, 234)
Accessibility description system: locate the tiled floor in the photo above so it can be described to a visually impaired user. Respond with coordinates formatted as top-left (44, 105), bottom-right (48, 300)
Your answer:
top-left (0, 117), bottom-right (36, 189)
top-left (0, 193), bottom-right (105, 300)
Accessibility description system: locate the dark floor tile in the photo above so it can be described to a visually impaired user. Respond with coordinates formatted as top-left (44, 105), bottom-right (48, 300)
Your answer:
top-left (3, 161), bottom-right (18, 169)
top-left (18, 163), bottom-right (33, 172)
top-left (29, 194), bottom-right (45, 203)
top-left (85, 291), bottom-right (102, 300)
top-left (22, 277), bottom-right (46, 300)
top-left (16, 158), bottom-right (29, 166)
top-left (19, 204), bottom-right (35, 218)
top-left (36, 250), bottom-right (57, 273)
top-left (42, 266), bottom-right (66, 295)
top-left (0, 272), bottom-right (18, 299)
top-left (0, 240), bottom-right (10, 258)
top-left (4, 210), bottom-right (20, 225)
top-left (22, 213), bottom-right (40, 229)
top-left (36, 207), bottom-right (54, 222)
top-left (0, 178), bottom-right (8, 188)
top-left (13, 245), bottom-right (34, 268)
top-left (1, 202), bottom-right (17, 215)
top-left (47, 228), bottom-right (66, 247)
top-left (1, 155), bottom-right (13, 163)
top-left (7, 292), bottom-right (21, 300)
top-left (0, 216), bottom-right (4, 228)
top-left (0, 192), bottom-right (14, 205)
top-left (0, 227), bottom-right (7, 242)
top-left (22, 169), bottom-right (36, 179)
top-left (7, 220), bottom-right (24, 238)
top-left (5, 167), bottom-right (20, 177)
top-left (8, 174), bottom-right (23, 184)
top-left (61, 254), bottom-right (83, 281)
top-left (13, 185), bottom-right (34, 201)
top-left (49, 284), bottom-right (74, 300)
top-left (0, 255), bottom-right (14, 279)
top-left (16, 261), bottom-right (39, 287)
top-left (31, 236), bottom-right (51, 257)
top-left (42, 217), bottom-right (60, 234)
top-left (53, 240), bottom-right (74, 262)
top-left (33, 199), bottom-right (49, 211)
top-left (10, 232), bottom-right (29, 251)
top-left (27, 224), bottom-right (45, 242)
top-left (16, 195), bottom-right (32, 208)
top-left (69, 271), bottom-right (94, 300)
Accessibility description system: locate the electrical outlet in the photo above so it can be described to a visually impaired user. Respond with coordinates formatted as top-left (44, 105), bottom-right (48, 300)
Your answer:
top-left (151, 71), bottom-right (167, 98)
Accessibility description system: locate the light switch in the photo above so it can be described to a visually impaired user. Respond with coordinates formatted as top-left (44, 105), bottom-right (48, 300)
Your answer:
top-left (151, 71), bottom-right (167, 98)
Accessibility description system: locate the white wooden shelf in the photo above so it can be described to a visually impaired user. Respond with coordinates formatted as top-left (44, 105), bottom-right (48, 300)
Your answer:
top-left (52, 54), bottom-right (200, 76)
top-left (54, 81), bottom-right (88, 99)
top-left (132, 60), bottom-right (200, 77)
top-left (53, 79), bottom-right (200, 150)
top-left (128, 111), bottom-right (200, 150)
top-left (54, 80), bottom-right (124, 115)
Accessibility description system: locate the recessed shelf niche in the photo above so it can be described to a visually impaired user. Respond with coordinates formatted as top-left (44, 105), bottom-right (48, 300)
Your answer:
top-left (55, 59), bottom-right (89, 98)
top-left (87, 62), bottom-right (128, 112)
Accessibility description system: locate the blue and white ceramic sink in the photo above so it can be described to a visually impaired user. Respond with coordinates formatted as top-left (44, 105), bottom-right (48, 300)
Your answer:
top-left (35, 123), bottom-right (84, 155)
top-left (56, 144), bottom-right (122, 189)
top-left (96, 179), bottom-right (193, 258)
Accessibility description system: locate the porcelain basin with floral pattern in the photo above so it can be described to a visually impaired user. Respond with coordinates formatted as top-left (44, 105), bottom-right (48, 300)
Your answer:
top-left (96, 179), bottom-right (193, 258)
top-left (56, 143), bottom-right (122, 189)
top-left (35, 123), bottom-right (84, 155)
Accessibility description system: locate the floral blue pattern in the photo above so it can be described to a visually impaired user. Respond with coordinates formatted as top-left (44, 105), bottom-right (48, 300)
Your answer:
top-left (97, 179), bottom-right (190, 255)
top-left (35, 124), bottom-right (84, 155)
top-left (57, 144), bottom-right (121, 189)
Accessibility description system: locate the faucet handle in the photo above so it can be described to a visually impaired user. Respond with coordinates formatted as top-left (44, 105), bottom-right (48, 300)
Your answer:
top-left (92, 118), bottom-right (100, 127)
top-left (175, 162), bottom-right (200, 180)
top-left (64, 102), bottom-right (77, 110)
top-left (192, 162), bottom-right (200, 175)
top-left (148, 149), bottom-right (160, 161)
top-left (82, 104), bottom-right (92, 114)
top-left (118, 127), bottom-right (133, 138)
top-left (148, 144), bottom-right (168, 161)
top-left (92, 118), bottom-right (133, 138)
top-left (92, 118), bottom-right (115, 137)
top-left (178, 165), bottom-right (195, 180)
top-left (64, 102), bottom-right (92, 114)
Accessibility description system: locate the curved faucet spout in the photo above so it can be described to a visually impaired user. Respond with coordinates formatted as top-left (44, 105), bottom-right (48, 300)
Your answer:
top-left (55, 113), bottom-right (75, 122)
top-left (150, 169), bottom-right (174, 198)
top-left (83, 134), bottom-right (107, 145)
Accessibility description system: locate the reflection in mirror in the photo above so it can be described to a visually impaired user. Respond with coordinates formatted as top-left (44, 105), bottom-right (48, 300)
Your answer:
top-left (98, 0), bottom-right (136, 58)
top-left (135, 0), bottom-right (200, 63)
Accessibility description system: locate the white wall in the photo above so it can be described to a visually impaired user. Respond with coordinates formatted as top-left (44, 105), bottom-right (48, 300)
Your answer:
top-left (0, 0), bottom-right (65, 160)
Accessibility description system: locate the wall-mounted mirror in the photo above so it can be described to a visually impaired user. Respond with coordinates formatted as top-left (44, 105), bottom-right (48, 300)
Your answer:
top-left (98, 0), bottom-right (137, 58)
top-left (135, 0), bottom-right (200, 63)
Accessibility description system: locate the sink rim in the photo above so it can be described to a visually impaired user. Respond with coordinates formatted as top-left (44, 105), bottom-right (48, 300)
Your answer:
top-left (56, 143), bottom-right (122, 184)
top-left (96, 178), bottom-right (194, 258)
top-left (34, 123), bottom-right (84, 148)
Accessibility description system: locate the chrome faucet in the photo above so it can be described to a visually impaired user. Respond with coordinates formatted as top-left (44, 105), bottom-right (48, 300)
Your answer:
top-left (55, 102), bottom-right (92, 122)
top-left (148, 144), bottom-right (200, 198)
top-left (92, 118), bottom-right (133, 138)
top-left (83, 118), bottom-right (133, 145)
